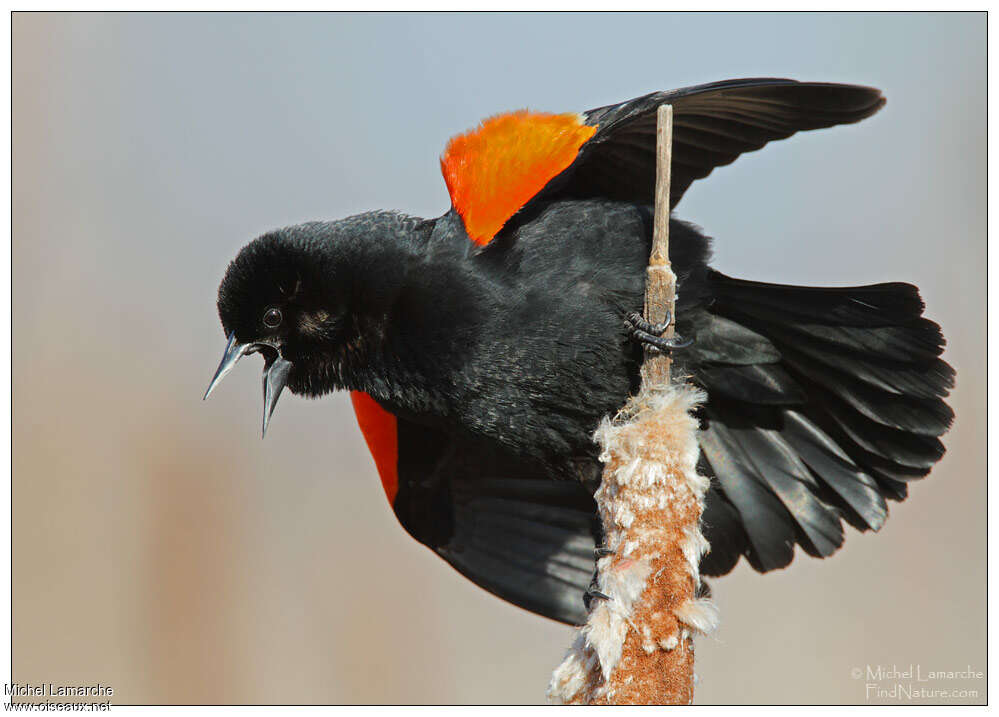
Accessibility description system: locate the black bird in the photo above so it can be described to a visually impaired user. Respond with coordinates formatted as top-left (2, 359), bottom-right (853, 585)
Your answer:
top-left (205, 79), bottom-right (954, 625)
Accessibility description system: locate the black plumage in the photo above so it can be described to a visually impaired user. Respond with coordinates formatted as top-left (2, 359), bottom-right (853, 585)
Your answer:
top-left (209, 79), bottom-right (953, 626)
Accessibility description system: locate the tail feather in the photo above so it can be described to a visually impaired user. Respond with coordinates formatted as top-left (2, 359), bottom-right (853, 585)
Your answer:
top-left (780, 350), bottom-right (954, 436)
top-left (779, 411), bottom-right (887, 531)
top-left (696, 270), bottom-right (953, 576)
top-left (709, 274), bottom-right (927, 326)
top-left (690, 314), bottom-right (782, 365)
top-left (697, 363), bottom-right (806, 404)
top-left (726, 305), bottom-right (945, 363)
top-left (813, 390), bottom-right (946, 467)
top-left (699, 425), bottom-right (799, 572)
top-left (699, 478), bottom-right (751, 575)
top-left (778, 337), bottom-right (954, 399)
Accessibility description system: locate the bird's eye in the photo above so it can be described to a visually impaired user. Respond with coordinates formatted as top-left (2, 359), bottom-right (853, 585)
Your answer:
top-left (263, 307), bottom-right (283, 328)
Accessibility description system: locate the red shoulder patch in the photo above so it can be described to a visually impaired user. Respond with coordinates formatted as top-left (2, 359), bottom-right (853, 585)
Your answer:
top-left (350, 390), bottom-right (398, 504)
top-left (440, 111), bottom-right (596, 246)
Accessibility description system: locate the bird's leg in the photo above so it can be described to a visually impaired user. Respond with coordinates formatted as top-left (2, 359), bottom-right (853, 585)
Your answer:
top-left (583, 546), bottom-right (616, 611)
top-left (625, 311), bottom-right (694, 351)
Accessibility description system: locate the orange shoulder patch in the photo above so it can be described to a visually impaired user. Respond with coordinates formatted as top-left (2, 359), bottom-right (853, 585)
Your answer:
top-left (350, 390), bottom-right (399, 504)
top-left (440, 111), bottom-right (596, 245)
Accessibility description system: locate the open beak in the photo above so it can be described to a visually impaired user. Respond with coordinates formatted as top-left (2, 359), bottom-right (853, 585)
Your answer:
top-left (204, 331), bottom-right (293, 437)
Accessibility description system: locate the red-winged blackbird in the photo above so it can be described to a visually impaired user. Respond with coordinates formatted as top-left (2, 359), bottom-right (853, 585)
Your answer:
top-left (206, 78), bottom-right (953, 625)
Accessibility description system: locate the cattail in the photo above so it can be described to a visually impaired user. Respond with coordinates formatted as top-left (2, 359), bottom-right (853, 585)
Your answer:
top-left (549, 106), bottom-right (717, 705)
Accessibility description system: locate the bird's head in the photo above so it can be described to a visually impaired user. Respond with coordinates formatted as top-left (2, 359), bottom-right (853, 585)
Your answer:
top-left (204, 221), bottom-right (376, 436)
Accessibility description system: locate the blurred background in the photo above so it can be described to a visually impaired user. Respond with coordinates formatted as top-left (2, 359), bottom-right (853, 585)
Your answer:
top-left (13, 12), bottom-right (985, 705)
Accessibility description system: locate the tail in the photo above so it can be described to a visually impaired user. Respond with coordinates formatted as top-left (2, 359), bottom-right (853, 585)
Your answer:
top-left (694, 270), bottom-right (954, 576)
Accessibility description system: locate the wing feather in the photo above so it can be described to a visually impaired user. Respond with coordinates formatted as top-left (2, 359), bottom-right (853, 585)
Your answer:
top-left (439, 78), bottom-right (884, 245)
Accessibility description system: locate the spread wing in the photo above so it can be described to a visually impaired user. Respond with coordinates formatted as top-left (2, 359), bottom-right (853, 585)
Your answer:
top-left (439, 78), bottom-right (885, 245)
top-left (354, 404), bottom-right (598, 625)
top-left (572, 78), bottom-right (885, 208)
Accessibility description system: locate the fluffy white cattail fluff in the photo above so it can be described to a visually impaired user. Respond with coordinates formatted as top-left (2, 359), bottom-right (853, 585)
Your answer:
top-left (548, 381), bottom-right (719, 705)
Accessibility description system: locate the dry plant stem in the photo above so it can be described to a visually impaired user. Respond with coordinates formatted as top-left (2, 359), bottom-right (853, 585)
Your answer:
top-left (548, 104), bottom-right (717, 705)
top-left (641, 105), bottom-right (676, 388)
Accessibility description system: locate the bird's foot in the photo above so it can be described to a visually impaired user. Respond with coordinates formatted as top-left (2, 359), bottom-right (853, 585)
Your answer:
top-left (583, 588), bottom-right (612, 611)
top-left (627, 310), bottom-right (672, 336)
top-left (584, 547), bottom-right (615, 611)
top-left (625, 311), bottom-right (694, 352)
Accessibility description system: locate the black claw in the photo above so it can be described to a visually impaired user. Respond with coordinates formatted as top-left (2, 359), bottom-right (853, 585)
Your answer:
top-left (626, 310), bottom-right (672, 336)
top-left (631, 328), bottom-right (695, 353)
top-left (625, 311), bottom-right (694, 352)
top-left (594, 547), bottom-right (615, 557)
top-left (583, 578), bottom-right (613, 610)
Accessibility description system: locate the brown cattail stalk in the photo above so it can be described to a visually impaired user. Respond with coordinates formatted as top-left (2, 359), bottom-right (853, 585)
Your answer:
top-left (642, 104), bottom-right (676, 387)
top-left (549, 105), bottom-right (718, 705)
